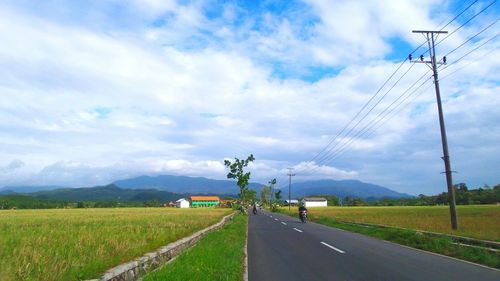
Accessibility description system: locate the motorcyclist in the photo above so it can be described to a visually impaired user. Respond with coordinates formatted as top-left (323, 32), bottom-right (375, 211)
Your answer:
top-left (298, 204), bottom-right (308, 222)
top-left (252, 203), bottom-right (258, 214)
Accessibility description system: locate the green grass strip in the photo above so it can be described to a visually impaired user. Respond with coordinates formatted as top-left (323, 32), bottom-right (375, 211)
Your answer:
top-left (144, 213), bottom-right (248, 281)
top-left (277, 210), bottom-right (500, 269)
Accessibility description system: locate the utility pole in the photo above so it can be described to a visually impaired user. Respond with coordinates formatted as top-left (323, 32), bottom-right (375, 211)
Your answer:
top-left (268, 178), bottom-right (276, 206)
top-left (287, 168), bottom-right (295, 211)
top-left (411, 30), bottom-right (458, 230)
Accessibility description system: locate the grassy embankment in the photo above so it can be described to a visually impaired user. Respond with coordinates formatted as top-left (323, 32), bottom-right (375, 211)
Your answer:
top-left (144, 213), bottom-right (247, 281)
top-left (279, 205), bottom-right (500, 268)
top-left (0, 208), bottom-right (231, 281)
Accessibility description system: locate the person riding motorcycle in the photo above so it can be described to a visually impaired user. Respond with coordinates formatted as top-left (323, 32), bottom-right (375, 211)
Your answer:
top-left (252, 203), bottom-right (258, 215)
top-left (298, 205), bottom-right (308, 222)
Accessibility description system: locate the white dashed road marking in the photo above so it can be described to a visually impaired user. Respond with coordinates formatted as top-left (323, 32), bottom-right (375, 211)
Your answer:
top-left (281, 222), bottom-right (287, 225)
top-left (293, 228), bottom-right (303, 233)
top-left (321, 242), bottom-right (345, 254)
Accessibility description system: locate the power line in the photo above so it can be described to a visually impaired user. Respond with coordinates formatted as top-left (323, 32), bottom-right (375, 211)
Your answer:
top-left (313, 63), bottom-right (418, 167)
top-left (306, 59), bottom-right (410, 166)
top-left (414, 0), bottom-right (496, 59)
top-left (364, 31), bottom-right (499, 146)
top-left (410, 0), bottom-right (481, 57)
top-left (441, 45), bottom-right (498, 81)
top-left (440, 19), bottom-right (498, 62)
top-left (299, 1), bottom-right (487, 176)
top-left (296, 82), bottom-right (428, 175)
top-left (323, 71), bottom-right (433, 163)
top-left (435, 0), bottom-right (497, 48)
top-left (296, 68), bottom-right (432, 177)
top-left (365, 79), bottom-right (433, 139)
top-left (440, 0), bottom-right (480, 31)
top-left (287, 0), bottom-right (496, 179)
top-left (441, 32), bottom-right (499, 72)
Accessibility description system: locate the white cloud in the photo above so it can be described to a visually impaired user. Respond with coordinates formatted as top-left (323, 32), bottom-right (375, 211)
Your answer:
top-left (291, 161), bottom-right (358, 179)
top-left (0, 1), bottom-right (498, 194)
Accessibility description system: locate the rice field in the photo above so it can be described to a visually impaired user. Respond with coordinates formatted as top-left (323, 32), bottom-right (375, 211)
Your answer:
top-left (0, 207), bottom-right (232, 281)
top-left (283, 205), bottom-right (500, 241)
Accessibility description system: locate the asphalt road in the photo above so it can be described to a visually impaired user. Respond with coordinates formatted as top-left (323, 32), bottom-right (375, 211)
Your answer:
top-left (248, 210), bottom-right (500, 281)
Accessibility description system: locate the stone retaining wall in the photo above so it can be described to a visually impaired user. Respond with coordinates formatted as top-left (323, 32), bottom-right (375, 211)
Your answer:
top-left (86, 212), bottom-right (235, 281)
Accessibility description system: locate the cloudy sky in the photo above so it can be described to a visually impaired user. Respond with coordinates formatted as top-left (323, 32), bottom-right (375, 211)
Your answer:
top-left (0, 0), bottom-right (498, 195)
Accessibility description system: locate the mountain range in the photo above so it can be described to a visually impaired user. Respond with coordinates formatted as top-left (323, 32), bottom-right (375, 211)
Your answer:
top-left (289, 179), bottom-right (411, 199)
top-left (0, 174), bottom-right (411, 201)
top-left (112, 175), bottom-right (262, 194)
top-left (31, 184), bottom-right (182, 202)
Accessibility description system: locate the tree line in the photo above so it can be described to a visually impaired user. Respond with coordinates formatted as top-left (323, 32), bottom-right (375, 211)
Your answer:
top-left (369, 183), bottom-right (500, 206)
top-left (259, 183), bottom-right (500, 207)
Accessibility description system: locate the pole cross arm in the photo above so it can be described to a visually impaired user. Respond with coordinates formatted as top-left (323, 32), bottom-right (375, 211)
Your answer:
top-left (412, 30), bottom-right (448, 34)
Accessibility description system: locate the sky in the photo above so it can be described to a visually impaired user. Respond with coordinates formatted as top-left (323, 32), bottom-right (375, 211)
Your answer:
top-left (0, 0), bottom-right (498, 195)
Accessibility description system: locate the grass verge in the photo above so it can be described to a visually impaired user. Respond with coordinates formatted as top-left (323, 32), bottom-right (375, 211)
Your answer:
top-left (277, 208), bottom-right (500, 269)
top-left (144, 213), bottom-right (248, 281)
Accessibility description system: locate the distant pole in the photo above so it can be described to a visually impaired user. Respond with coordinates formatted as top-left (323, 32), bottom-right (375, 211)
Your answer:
top-left (287, 168), bottom-right (295, 211)
top-left (268, 179), bottom-right (274, 206)
top-left (270, 183), bottom-right (273, 205)
top-left (411, 30), bottom-right (458, 230)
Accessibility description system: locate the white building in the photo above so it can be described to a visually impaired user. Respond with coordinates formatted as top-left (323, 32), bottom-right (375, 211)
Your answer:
top-left (175, 198), bottom-right (190, 208)
top-left (284, 199), bottom-right (299, 206)
top-left (302, 197), bottom-right (328, 207)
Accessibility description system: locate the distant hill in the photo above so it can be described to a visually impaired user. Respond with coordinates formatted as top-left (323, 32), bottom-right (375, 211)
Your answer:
top-left (285, 179), bottom-right (411, 199)
top-left (31, 184), bottom-right (183, 202)
top-left (0, 185), bottom-right (65, 194)
top-left (113, 175), bottom-right (263, 195)
top-left (1, 175), bottom-right (409, 202)
top-left (113, 175), bottom-right (409, 199)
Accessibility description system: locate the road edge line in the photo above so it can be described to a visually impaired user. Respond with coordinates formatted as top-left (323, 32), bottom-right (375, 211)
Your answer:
top-left (244, 214), bottom-right (249, 281)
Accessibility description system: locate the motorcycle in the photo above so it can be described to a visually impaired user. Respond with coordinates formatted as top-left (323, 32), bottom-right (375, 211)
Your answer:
top-left (299, 210), bottom-right (307, 223)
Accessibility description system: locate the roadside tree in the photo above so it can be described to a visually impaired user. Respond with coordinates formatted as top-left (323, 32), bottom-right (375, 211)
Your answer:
top-left (260, 185), bottom-right (271, 206)
top-left (224, 154), bottom-right (255, 204)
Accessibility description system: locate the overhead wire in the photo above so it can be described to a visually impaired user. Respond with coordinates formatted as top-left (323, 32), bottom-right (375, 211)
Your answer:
top-left (326, 26), bottom-right (500, 163)
top-left (435, 0), bottom-right (497, 48)
top-left (312, 63), bottom-right (417, 167)
top-left (441, 32), bottom-right (499, 71)
top-left (323, 70), bottom-right (433, 163)
top-left (308, 0), bottom-right (496, 170)
top-left (438, 18), bottom-right (498, 65)
top-left (272, 0), bottom-right (495, 186)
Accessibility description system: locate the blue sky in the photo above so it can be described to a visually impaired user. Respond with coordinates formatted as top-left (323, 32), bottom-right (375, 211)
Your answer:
top-left (0, 0), bottom-right (498, 195)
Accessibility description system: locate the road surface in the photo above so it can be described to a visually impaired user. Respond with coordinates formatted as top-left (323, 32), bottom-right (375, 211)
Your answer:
top-left (248, 210), bottom-right (499, 281)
